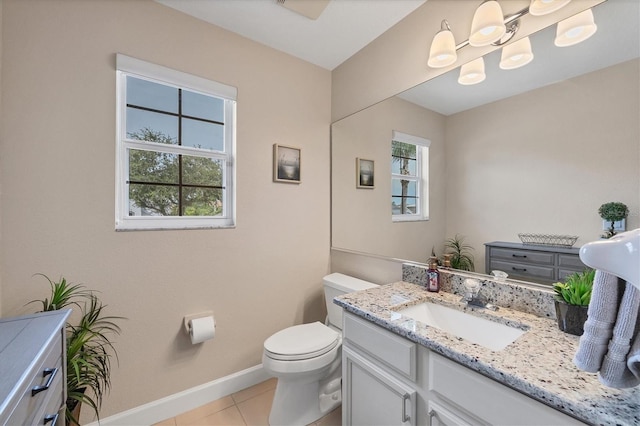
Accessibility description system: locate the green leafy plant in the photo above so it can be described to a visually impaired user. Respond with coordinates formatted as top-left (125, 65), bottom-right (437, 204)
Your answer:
top-left (29, 274), bottom-right (123, 425)
top-left (553, 269), bottom-right (595, 306)
top-left (444, 234), bottom-right (475, 271)
top-left (598, 201), bottom-right (629, 238)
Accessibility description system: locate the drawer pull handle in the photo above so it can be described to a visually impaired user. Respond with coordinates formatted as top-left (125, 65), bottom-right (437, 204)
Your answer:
top-left (512, 267), bottom-right (527, 272)
top-left (401, 393), bottom-right (410, 423)
top-left (32, 367), bottom-right (58, 396)
top-left (44, 413), bottom-right (59, 425)
top-left (512, 254), bottom-right (527, 258)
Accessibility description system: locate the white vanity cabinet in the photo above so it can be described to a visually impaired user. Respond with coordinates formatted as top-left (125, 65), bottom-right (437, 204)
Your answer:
top-left (342, 313), bottom-right (418, 425)
top-left (428, 352), bottom-right (584, 426)
top-left (341, 311), bottom-right (585, 426)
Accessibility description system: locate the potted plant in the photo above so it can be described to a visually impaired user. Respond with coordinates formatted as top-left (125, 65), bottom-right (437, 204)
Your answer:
top-left (553, 269), bottom-right (595, 336)
top-left (444, 234), bottom-right (475, 271)
top-left (29, 275), bottom-right (123, 425)
top-left (598, 201), bottom-right (629, 238)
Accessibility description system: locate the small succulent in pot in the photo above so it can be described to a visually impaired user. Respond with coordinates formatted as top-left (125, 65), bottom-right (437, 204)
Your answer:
top-left (553, 269), bottom-right (595, 335)
top-left (553, 269), bottom-right (594, 306)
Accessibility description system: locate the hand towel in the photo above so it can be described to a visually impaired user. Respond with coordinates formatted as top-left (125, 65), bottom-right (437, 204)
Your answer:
top-left (573, 270), bottom-right (622, 372)
top-left (626, 332), bottom-right (640, 379)
top-left (598, 282), bottom-right (640, 388)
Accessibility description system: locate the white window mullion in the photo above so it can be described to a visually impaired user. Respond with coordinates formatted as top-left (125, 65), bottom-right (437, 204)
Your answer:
top-left (123, 139), bottom-right (228, 160)
top-left (420, 146), bottom-right (429, 220)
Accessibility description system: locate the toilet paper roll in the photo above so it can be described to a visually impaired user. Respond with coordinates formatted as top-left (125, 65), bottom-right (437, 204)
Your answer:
top-left (189, 316), bottom-right (216, 344)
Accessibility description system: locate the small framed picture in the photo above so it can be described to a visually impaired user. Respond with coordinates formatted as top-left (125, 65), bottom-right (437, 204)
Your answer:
top-left (273, 144), bottom-right (301, 184)
top-left (356, 158), bottom-right (375, 189)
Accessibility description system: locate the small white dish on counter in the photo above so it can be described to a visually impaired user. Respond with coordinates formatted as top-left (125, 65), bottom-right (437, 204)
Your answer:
top-left (491, 270), bottom-right (508, 281)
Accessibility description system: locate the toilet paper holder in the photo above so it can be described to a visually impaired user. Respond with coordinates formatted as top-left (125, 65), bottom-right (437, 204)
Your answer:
top-left (184, 311), bottom-right (214, 335)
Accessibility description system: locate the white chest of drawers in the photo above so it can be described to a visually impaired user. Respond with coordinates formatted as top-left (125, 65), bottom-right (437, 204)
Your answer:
top-left (0, 310), bottom-right (70, 426)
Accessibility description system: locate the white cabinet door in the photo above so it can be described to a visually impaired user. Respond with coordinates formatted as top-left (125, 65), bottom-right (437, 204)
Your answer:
top-left (343, 346), bottom-right (416, 426)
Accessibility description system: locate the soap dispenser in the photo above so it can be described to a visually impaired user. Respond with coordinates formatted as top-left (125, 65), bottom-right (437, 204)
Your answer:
top-left (427, 257), bottom-right (440, 292)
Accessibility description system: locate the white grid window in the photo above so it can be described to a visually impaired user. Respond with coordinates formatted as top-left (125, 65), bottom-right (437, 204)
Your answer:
top-left (391, 131), bottom-right (430, 222)
top-left (115, 54), bottom-right (236, 231)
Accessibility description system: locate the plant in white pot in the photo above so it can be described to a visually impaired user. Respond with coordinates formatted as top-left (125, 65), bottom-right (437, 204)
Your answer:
top-left (553, 269), bottom-right (594, 336)
top-left (29, 275), bottom-right (123, 425)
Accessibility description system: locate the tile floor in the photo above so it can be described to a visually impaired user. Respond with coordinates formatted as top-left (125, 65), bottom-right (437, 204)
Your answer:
top-left (153, 378), bottom-right (341, 426)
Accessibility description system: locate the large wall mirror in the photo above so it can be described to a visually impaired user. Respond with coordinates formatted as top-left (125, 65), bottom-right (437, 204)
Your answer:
top-left (331, 0), bottom-right (640, 274)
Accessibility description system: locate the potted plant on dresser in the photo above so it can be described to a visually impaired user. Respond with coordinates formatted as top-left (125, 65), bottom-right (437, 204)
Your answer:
top-left (29, 275), bottom-right (123, 425)
top-left (553, 269), bottom-right (595, 336)
top-left (599, 201), bottom-right (629, 238)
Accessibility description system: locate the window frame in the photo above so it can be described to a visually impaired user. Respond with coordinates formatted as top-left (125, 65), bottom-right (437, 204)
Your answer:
top-left (115, 54), bottom-right (237, 231)
top-left (391, 131), bottom-right (430, 222)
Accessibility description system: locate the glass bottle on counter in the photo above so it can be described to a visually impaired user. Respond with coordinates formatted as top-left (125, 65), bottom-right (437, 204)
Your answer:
top-left (427, 257), bottom-right (440, 292)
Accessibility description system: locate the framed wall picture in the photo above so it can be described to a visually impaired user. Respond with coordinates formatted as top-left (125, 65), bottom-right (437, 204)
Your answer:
top-left (356, 158), bottom-right (375, 189)
top-left (273, 144), bottom-right (301, 183)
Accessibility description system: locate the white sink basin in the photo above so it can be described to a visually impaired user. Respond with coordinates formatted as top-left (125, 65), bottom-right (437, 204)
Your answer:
top-left (396, 302), bottom-right (526, 351)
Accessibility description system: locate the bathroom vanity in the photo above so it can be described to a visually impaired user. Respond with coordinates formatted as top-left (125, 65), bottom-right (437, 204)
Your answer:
top-left (0, 310), bottom-right (70, 425)
top-left (335, 275), bottom-right (640, 426)
top-left (343, 312), bottom-right (581, 425)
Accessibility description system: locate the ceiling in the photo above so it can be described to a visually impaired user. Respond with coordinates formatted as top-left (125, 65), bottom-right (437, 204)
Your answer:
top-left (155, 0), bottom-right (638, 114)
top-left (155, 0), bottom-right (427, 70)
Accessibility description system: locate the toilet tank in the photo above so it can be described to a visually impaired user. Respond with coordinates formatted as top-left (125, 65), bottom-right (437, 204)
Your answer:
top-left (323, 273), bottom-right (378, 330)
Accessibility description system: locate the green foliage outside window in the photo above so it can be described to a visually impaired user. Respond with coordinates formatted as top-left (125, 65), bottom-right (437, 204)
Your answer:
top-left (128, 128), bottom-right (223, 217)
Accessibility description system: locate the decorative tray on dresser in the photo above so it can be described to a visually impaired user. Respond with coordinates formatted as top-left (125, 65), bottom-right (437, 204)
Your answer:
top-left (0, 309), bottom-right (70, 426)
top-left (485, 241), bottom-right (588, 286)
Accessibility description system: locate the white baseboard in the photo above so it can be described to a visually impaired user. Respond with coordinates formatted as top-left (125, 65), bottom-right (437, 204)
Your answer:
top-left (87, 364), bottom-right (270, 426)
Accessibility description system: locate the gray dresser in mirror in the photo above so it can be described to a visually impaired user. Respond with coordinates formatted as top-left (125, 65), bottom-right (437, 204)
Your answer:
top-left (485, 241), bottom-right (588, 286)
top-left (0, 309), bottom-right (70, 425)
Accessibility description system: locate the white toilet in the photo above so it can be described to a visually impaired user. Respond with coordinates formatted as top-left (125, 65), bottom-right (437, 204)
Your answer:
top-left (262, 273), bottom-right (378, 425)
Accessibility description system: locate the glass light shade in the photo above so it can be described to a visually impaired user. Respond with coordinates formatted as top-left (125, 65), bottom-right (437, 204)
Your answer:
top-left (554, 9), bottom-right (597, 47)
top-left (428, 29), bottom-right (457, 68)
top-left (458, 58), bottom-right (486, 85)
top-left (469, 1), bottom-right (506, 47)
top-left (529, 0), bottom-right (571, 16)
top-left (499, 37), bottom-right (534, 70)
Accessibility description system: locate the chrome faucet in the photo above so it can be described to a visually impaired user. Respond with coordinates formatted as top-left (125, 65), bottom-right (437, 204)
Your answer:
top-left (462, 278), bottom-right (498, 310)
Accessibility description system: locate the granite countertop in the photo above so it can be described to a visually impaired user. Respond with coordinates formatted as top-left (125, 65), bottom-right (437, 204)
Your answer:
top-left (334, 281), bottom-right (640, 426)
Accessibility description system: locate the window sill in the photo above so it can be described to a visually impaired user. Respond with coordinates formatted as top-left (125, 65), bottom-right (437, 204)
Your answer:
top-left (392, 216), bottom-right (430, 223)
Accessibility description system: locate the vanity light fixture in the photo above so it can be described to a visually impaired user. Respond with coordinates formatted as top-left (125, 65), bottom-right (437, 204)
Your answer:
top-left (469, 1), bottom-right (507, 47)
top-left (554, 8), bottom-right (597, 47)
top-left (499, 36), bottom-right (534, 70)
top-left (427, 20), bottom-right (457, 68)
top-left (529, 0), bottom-right (572, 16)
top-left (427, 0), bottom-right (595, 84)
top-left (428, 1), bottom-right (530, 70)
top-left (458, 57), bottom-right (486, 85)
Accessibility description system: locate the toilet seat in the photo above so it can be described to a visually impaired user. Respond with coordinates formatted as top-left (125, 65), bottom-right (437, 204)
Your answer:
top-left (264, 322), bottom-right (339, 361)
